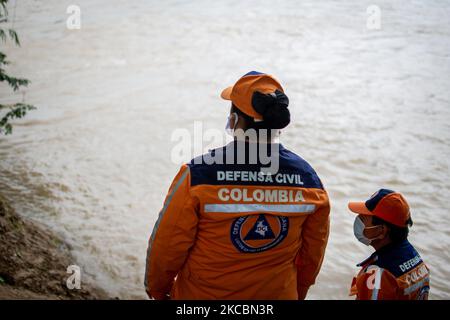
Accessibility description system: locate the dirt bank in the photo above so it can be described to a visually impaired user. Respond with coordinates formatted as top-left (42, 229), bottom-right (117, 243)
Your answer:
top-left (0, 194), bottom-right (109, 299)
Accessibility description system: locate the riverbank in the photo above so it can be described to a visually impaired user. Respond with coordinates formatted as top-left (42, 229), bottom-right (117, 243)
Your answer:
top-left (0, 194), bottom-right (109, 299)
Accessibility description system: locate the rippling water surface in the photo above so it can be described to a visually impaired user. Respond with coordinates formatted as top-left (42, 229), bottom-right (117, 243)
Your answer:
top-left (1, 0), bottom-right (449, 299)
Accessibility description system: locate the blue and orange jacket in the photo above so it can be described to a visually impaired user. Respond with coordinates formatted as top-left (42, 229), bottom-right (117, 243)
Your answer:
top-left (350, 240), bottom-right (430, 300)
top-left (145, 141), bottom-right (330, 299)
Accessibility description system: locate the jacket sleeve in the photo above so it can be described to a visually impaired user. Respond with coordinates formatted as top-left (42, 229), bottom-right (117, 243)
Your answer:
top-left (356, 266), bottom-right (399, 300)
top-left (296, 189), bottom-right (331, 290)
top-left (144, 164), bottom-right (199, 299)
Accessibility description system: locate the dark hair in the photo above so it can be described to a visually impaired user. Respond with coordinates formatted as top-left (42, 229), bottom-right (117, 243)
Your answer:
top-left (372, 216), bottom-right (413, 243)
top-left (232, 90), bottom-right (290, 130)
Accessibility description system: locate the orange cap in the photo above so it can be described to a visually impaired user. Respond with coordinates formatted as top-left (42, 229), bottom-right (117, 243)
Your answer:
top-left (221, 71), bottom-right (284, 121)
top-left (348, 189), bottom-right (411, 228)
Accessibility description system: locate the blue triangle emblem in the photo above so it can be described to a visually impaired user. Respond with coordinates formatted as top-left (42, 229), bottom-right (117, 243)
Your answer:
top-left (244, 214), bottom-right (276, 240)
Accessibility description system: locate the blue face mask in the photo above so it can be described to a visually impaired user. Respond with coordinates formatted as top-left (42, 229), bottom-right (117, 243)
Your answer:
top-left (225, 112), bottom-right (238, 136)
top-left (353, 216), bottom-right (382, 246)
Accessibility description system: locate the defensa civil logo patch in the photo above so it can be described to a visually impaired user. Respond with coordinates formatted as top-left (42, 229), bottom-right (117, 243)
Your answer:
top-left (230, 214), bottom-right (289, 253)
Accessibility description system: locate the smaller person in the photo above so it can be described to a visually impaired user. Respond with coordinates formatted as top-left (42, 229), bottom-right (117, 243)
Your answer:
top-left (348, 189), bottom-right (430, 300)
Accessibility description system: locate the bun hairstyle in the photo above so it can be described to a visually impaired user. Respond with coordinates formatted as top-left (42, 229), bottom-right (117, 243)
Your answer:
top-left (251, 90), bottom-right (290, 129)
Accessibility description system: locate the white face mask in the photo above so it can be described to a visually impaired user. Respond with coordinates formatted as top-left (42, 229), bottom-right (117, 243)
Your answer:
top-left (225, 112), bottom-right (238, 136)
top-left (353, 216), bottom-right (382, 246)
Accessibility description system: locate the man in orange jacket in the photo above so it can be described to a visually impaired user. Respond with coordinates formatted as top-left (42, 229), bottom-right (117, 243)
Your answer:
top-left (348, 189), bottom-right (430, 300)
top-left (145, 71), bottom-right (330, 300)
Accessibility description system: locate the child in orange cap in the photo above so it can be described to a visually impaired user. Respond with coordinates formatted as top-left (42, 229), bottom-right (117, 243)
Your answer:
top-left (348, 189), bottom-right (430, 300)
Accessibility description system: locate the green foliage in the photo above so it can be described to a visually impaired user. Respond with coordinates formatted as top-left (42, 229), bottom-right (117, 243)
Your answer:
top-left (0, 0), bottom-right (35, 135)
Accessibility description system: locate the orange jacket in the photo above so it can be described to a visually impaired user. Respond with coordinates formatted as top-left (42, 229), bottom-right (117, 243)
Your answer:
top-left (145, 142), bottom-right (330, 299)
top-left (350, 240), bottom-right (430, 300)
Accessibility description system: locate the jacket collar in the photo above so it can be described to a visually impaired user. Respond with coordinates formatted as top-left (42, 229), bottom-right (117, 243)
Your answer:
top-left (356, 240), bottom-right (410, 267)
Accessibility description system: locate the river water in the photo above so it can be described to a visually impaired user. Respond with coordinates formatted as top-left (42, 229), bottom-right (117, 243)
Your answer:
top-left (1, 0), bottom-right (449, 299)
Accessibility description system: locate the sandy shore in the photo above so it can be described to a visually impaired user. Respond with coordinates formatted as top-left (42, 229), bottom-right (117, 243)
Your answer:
top-left (0, 194), bottom-right (109, 299)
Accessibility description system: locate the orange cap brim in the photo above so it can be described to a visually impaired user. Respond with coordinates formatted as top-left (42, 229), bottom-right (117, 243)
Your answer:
top-left (221, 86), bottom-right (233, 100)
top-left (348, 202), bottom-right (373, 215)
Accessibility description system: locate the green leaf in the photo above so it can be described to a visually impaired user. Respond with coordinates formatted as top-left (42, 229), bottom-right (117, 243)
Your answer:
top-left (0, 72), bottom-right (30, 90)
top-left (0, 2), bottom-right (8, 20)
top-left (0, 0), bottom-right (34, 136)
top-left (0, 29), bottom-right (6, 42)
top-left (8, 29), bottom-right (19, 45)
top-left (0, 103), bottom-right (36, 135)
